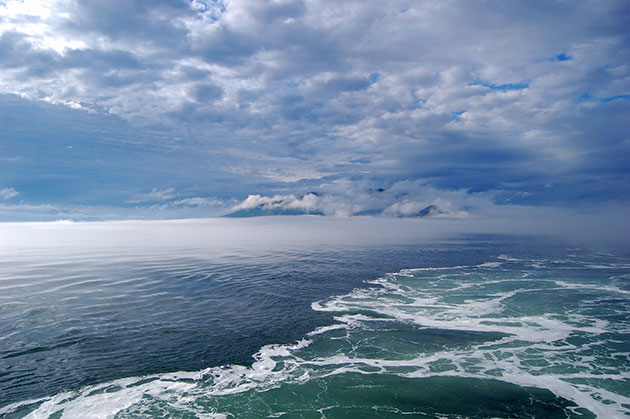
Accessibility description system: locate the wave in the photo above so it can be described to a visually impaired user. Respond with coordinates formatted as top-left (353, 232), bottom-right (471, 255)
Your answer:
top-left (2, 259), bottom-right (630, 418)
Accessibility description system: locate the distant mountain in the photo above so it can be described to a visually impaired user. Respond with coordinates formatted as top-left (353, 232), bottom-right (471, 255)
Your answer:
top-left (224, 190), bottom-right (451, 218)
top-left (224, 204), bottom-right (449, 218)
top-left (416, 204), bottom-right (444, 217)
top-left (223, 192), bottom-right (324, 217)
top-left (388, 204), bottom-right (449, 218)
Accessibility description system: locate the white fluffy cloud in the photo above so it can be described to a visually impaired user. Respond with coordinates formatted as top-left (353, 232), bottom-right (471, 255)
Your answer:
top-left (0, 187), bottom-right (19, 200)
top-left (234, 193), bottom-right (319, 211)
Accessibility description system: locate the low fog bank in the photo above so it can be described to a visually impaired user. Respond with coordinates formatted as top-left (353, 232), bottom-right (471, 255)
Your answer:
top-left (1, 203), bottom-right (628, 254)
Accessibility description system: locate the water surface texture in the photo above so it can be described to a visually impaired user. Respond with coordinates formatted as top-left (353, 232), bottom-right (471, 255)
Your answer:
top-left (0, 220), bottom-right (629, 417)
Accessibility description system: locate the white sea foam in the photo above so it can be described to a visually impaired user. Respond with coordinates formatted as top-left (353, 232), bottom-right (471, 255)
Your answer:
top-left (309, 263), bottom-right (629, 417)
top-left (307, 323), bottom-right (349, 336)
top-left (477, 262), bottom-right (503, 268)
top-left (554, 279), bottom-right (630, 295)
top-left (3, 260), bottom-right (629, 418)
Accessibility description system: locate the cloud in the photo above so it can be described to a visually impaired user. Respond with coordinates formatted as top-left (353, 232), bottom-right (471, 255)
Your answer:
top-left (230, 180), bottom-right (496, 218)
top-left (383, 199), bottom-right (469, 219)
top-left (0, 187), bottom-right (19, 200)
top-left (127, 188), bottom-right (177, 203)
top-left (0, 0), bottom-right (628, 221)
top-left (127, 189), bottom-right (229, 217)
top-left (0, 201), bottom-right (84, 221)
top-left (232, 192), bottom-right (322, 213)
top-left (0, 197), bottom-right (228, 222)
top-left (169, 197), bottom-right (225, 207)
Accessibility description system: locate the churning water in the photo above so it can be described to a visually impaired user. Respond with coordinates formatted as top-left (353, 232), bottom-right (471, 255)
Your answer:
top-left (0, 219), bottom-right (628, 417)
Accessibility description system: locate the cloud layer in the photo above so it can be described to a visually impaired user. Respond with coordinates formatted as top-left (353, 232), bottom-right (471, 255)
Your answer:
top-left (0, 0), bottom-right (628, 220)
top-left (230, 181), bottom-right (483, 218)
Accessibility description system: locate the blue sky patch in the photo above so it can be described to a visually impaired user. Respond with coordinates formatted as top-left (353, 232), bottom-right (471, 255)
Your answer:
top-left (471, 81), bottom-right (529, 91)
top-left (552, 52), bottom-right (571, 61)
top-left (600, 94), bottom-right (630, 103)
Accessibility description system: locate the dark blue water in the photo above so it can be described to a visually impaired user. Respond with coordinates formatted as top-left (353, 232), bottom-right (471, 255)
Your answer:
top-left (1, 223), bottom-right (628, 417)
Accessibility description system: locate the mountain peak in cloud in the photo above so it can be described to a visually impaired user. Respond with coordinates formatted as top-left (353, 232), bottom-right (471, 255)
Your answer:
top-left (224, 192), bottom-right (324, 217)
top-left (225, 187), bottom-right (471, 219)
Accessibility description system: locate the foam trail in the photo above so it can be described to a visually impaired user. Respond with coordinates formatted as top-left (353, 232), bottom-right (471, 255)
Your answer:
top-left (2, 249), bottom-right (629, 418)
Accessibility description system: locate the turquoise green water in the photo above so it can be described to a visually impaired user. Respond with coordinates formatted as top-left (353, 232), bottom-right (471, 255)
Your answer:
top-left (4, 246), bottom-right (628, 418)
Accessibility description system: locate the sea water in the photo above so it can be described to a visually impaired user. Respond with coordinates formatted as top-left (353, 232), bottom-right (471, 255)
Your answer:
top-left (0, 220), bottom-right (628, 418)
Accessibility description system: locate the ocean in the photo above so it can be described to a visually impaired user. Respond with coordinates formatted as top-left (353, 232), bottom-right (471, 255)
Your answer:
top-left (0, 219), bottom-right (628, 418)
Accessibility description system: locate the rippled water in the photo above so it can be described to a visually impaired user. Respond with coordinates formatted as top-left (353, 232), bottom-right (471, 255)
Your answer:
top-left (0, 220), bottom-right (629, 418)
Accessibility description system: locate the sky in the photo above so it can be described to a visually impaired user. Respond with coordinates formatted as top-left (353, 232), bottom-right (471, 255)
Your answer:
top-left (0, 0), bottom-right (628, 221)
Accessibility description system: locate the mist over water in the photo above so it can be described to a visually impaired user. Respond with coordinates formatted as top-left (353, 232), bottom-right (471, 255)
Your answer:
top-left (1, 218), bottom-right (629, 417)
